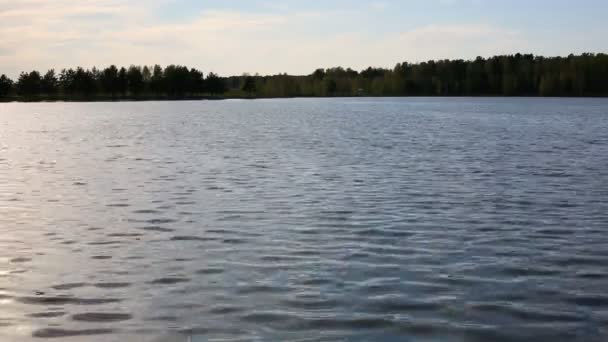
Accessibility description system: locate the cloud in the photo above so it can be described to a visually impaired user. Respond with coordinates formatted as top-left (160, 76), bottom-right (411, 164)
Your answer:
top-left (0, 0), bottom-right (532, 78)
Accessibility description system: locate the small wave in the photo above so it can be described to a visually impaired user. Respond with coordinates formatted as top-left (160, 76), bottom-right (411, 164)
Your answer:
top-left (32, 328), bottom-right (114, 338)
top-left (149, 277), bottom-right (190, 285)
top-left (72, 312), bottom-right (132, 322)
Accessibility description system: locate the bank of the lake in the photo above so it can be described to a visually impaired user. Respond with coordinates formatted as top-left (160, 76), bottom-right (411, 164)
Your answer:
top-left (2, 94), bottom-right (608, 103)
top-left (2, 53), bottom-right (608, 101)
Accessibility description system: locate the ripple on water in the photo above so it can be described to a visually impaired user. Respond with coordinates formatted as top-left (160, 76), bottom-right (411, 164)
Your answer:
top-left (576, 272), bottom-right (608, 280)
top-left (468, 302), bottom-right (585, 323)
top-left (107, 233), bottom-right (144, 238)
top-left (149, 277), bottom-right (191, 285)
top-left (18, 296), bottom-right (122, 305)
top-left (195, 267), bottom-right (224, 275)
top-left (499, 265), bottom-right (562, 277)
top-left (32, 328), bottom-right (114, 338)
top-left (72, 312), bottom-right (133, 322)
top-left (296, 277), bottom-right (333, 286)
top-left (106, 203), bottom-right (130, 208)
top-left (139, 226), bottom-right (174, 232)
top-left (367, 295), bottom-right (445, 313)
top-left (94, 282), bottom-right (131, 289)
top-left (551, 255), bottom-right (608, 267)
top-left (239, 311), bottom-right (301, 325)
top-left (27, 311), bottom-right (66, 318)
top-left (222, 238), bottom-right (246, 245)
top-left (10, 269), bottom-right (28, 274)
top-left (132, 209), bottom-right (161, 214)
top-left (565, 294), bottom-right (608, 307)
top-left (170, 236), bottom-right (217, 242)
top-left (175, 201), bottom-right (196, 205)
top-left (208, 305), bottom-right (245, 315)
top-left (10, 257), bottom-right (31, 263)
top-left (87, 240), bottom-right (125, 246)
top-left (236, 284), bottom-right (288, 295)
top-left (144, 315), bottom-right (179, 322)
top-left (146, 218), bottom-right (177, 224)
top-left (52, 283), bottom-right (88, 290)
top-left (302, 317), bottom-right (396, 330)
top-left (281, 297), bottom-right (340, 310)
top-left (91, 255), bottom-right (113, 260)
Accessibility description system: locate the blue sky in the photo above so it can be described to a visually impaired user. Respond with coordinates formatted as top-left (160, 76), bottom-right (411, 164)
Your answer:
top-left (0, 0), bottom-right (606, 78)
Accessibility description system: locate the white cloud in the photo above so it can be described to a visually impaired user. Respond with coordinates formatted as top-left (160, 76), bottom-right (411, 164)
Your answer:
top-left (0, 0), bottom-right (533, 78)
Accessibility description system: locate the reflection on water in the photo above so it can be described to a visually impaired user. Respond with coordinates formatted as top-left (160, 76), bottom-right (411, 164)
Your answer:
top-left (1, 98), bottom-right (608, 341)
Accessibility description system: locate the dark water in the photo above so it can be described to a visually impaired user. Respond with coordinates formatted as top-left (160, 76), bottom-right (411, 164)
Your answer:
top-left (1, 98), bottom-right (608, 341)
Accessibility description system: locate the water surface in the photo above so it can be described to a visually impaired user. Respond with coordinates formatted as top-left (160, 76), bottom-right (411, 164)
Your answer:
top-left (1, 98), bottom-right (608, 341)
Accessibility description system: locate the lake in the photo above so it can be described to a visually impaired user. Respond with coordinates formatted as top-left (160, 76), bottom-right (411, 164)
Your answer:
top-left (1, 98), bottom-right (608, 341)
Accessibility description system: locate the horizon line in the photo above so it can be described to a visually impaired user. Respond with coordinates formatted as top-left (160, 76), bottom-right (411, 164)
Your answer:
top-left (2, 52), bottom-right (606, 79)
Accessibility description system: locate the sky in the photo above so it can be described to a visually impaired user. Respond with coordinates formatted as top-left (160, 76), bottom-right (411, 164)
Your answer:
top-left (0, 0), bottom-right (607, 78)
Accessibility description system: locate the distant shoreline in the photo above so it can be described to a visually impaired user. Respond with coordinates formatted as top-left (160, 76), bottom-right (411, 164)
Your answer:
top-left (2, 54), bottom-right (607, 100)
top-left (2, 94), bottom-right (608, 103)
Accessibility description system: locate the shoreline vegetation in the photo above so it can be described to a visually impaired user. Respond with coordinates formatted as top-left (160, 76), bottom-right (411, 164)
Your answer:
top-left (1, 53), bottom-right (607, 102)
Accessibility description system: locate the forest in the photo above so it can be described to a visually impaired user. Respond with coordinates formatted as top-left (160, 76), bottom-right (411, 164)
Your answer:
top-left (1, 53), bottom-right (607, 100)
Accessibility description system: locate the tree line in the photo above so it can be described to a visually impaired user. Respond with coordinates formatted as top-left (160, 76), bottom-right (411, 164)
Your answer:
top-left (1, 53), bottom-right (607, 100)
top-left (0, 65), bottom-right (226, 100)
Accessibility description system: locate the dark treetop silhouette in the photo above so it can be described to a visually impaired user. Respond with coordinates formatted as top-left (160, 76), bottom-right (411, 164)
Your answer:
top-left (1, 53), bottom-right (607, 101)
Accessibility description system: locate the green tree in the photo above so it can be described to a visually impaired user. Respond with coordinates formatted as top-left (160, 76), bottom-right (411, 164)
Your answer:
top-left (0, 74), bottom-right (14, 97)
top-left (127, 66), bottom-right (144, 95)
top-left (325, 79), bottom-right (337, 96)
top-left (41, 69), bottom-right (58, 95)
top-left (3, 53), bottom-right (608, 100)
top-left (150, 65), bottom-right (164, 95)
top-left (206, 72), bottom-right (226, 95)
top-left (189, 68), bottom-right (205, 94)
top-left (242, 76), bottom-right (256, 95)
top-left (118, 67), bottom-right (128, 95)
top-left (17, 71), bottom-right (42, 96)
top-left (100, 65), bottom-right (119, 96)
top-left (71, 67), bottom-right (97, 95)
top-left (539, 75), bottom-right (558, 96)
top-left (164, 65), bottom-right (190, 96)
